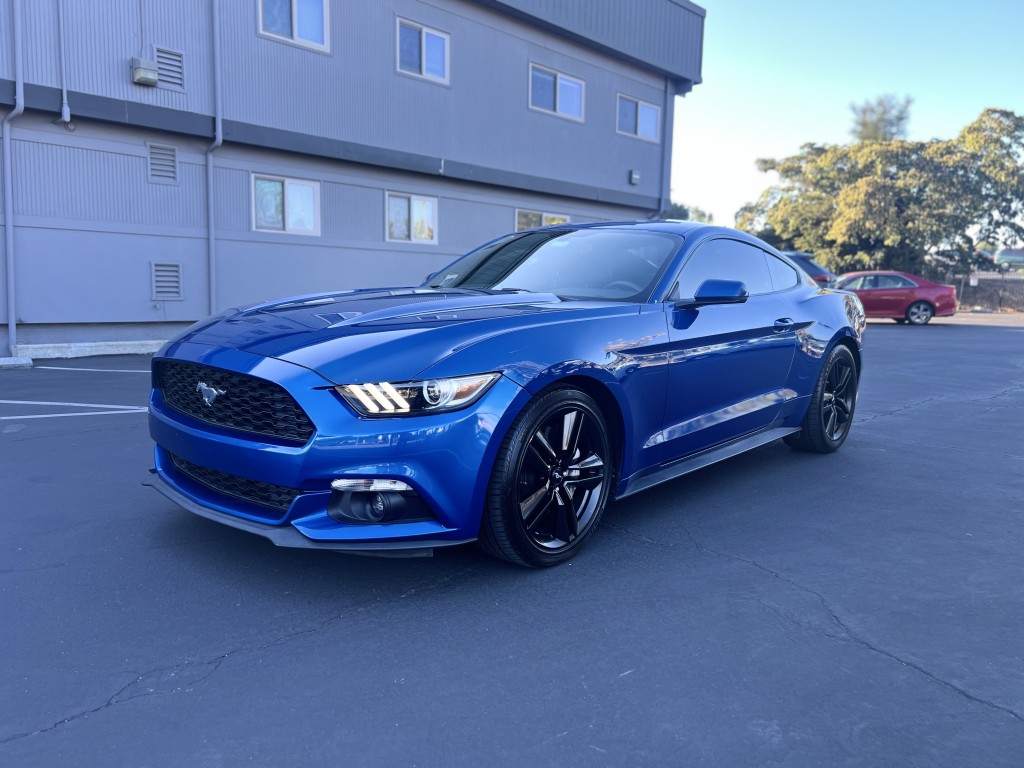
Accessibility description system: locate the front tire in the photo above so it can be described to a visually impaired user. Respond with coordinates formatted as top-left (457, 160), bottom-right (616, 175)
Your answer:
top-left (906, 301), bottom-right (934, 325)
top-left (479, 388), bottom-right (613, 567)
top-left (785, 344), bottom-right (858, 453)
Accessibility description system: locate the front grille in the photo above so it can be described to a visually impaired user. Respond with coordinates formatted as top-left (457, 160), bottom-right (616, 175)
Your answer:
top-left (169, 453), bottom-right (299, 513)
top-left (155, 360), bottom-right (315, 443)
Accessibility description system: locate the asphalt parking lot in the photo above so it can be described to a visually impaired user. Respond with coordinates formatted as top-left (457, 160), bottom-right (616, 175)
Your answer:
top-left (3, 315), bottom-right (1023, 767)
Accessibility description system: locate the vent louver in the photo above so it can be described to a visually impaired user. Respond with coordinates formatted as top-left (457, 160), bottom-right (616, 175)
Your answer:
top-left (156, 48), bottom-right (185, 89)
top-left (148, 143), bottom-right (177, 183)
top-left (151, 262), bottom-right (183, 301)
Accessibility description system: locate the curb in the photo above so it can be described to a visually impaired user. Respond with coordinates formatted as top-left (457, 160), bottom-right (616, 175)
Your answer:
top-left (11, 340), bottom-right (166, 359)
top-left (0, 356), bottom-right (33, 369)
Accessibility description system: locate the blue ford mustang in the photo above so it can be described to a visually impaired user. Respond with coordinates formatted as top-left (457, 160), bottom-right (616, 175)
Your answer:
top-left (146, 221), bottom-right (865, 567)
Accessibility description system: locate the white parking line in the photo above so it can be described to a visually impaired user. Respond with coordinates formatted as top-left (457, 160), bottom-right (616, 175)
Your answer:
top-left (34, 366), bottom-right (150, 373)
top-left (0, 399), bottom-right (147, 410)
top-left (0, 409), bottom-right (148, 420)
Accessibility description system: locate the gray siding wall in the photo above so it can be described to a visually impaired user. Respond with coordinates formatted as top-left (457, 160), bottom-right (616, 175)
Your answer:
top-left (1, 0), bottom-right (702, 345)
top-left (1, 114), bottom-right (641, 325)
top-left (11, 0), bottom-right (214, 115)
top-left (483, 0), bottom-right (704, 82)
top-left (220, 0), bottom-right (671, 202)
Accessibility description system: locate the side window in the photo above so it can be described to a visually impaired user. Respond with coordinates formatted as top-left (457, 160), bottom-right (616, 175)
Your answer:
top-left (672, 239), bottom-right (773, 299)
top-left (840, 276), bottom-right (865, 290)
top-left (766, 252), bottom-right (800, 291)
top-left (876, 274), bottom-right (912, 288)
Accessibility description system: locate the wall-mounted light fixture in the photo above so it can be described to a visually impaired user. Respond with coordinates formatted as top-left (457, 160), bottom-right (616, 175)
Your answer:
top-left (131, 57), bottom-right (159, 86)
top-left (629, 170), bottom-right (641, 186)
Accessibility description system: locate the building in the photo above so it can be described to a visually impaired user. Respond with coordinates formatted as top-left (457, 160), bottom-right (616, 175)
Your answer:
top-left (0, 0), bottom-right (705, 359)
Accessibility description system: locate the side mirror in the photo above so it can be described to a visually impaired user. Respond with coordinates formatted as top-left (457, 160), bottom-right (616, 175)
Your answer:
top-left (674, 279), bottom-right (749, 309)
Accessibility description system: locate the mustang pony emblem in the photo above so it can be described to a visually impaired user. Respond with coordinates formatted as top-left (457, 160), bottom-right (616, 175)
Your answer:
top-left (196, 381), bottom-right (226, 407)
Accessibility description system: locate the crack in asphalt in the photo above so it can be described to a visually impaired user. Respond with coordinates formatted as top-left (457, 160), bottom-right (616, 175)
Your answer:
top-left (0, 566), bottom-right (477, 745)
top-left (680, 527), bottom-right (1024, 725)
top-left (855, 382), bottom-right (1023, 426)
top-left (854, 430), bottom-right (1024, 460)
top-left (855, 395), bottom-right (947, 424)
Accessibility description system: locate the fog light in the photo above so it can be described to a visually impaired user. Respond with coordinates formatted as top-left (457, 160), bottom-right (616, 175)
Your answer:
top-left (369, 492), bottom-right (387, 521)
top-left (328, 491), bottom-right (409, 524)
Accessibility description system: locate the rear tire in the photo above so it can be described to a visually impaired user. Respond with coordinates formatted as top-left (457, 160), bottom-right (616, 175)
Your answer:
top-left (906, 301), bottom-right (934, 325)
top-left (785, 345), bottom-right (858, 453)
top-left (478, 388), bottom-right (613, 567)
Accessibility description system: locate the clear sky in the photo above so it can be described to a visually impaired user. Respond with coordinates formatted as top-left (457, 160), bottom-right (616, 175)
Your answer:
top-left (670, 0), bottom-right (1024, 226)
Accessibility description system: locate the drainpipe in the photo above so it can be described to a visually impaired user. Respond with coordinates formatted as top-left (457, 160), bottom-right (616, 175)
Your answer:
top-left (656, 76), bottom-right (672, 218)
top-left (3, 0), bottom-right (25, 355)
top-left (205, 0), bottom-right (222, 314)
top-left (57, 0), bottom-right (71, 124)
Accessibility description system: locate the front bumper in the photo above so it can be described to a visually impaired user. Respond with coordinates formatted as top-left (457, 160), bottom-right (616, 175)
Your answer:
top-left (147, 342), bottom-right (528, 552)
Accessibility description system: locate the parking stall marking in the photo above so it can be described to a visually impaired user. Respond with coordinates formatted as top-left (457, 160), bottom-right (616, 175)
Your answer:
top-left (0, 399), bottom-right (148, 420)
top-left (34, 366), bottom-right (150, 373)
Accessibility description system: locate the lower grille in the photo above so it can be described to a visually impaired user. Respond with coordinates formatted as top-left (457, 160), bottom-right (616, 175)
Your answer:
top-left (169, 453), bottom-right (299, 513)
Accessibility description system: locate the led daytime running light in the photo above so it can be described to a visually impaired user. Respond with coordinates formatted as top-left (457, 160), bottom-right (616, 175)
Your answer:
top-left (338, 373), bottom-right (499, 417)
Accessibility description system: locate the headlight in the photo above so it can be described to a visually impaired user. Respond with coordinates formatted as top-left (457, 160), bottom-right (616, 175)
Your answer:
top-left (337, 373), bottom-right (500, 417)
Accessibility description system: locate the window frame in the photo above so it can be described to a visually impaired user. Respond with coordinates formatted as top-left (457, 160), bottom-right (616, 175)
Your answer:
top-left (385, 191), bottom-right (439, 245)
top-left (515, 209), bottom-right (571, 232)
top-left (528, 63), bottom-right (585, 122)
top-left (251, 174), bottom-right (322, 237)
top-left (396, 18), bottom-right (450, 85)
top-left (616, 94), bottom-right (661, 143)
top-left (258, 0), bottom-right (330, 53)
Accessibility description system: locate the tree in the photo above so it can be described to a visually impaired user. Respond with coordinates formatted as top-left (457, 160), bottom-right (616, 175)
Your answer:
top-left (659, 202), bottom-right (713, 223)
top-left (850, 94), bottom-right (912, 142)
top-left (737, 109), bottom-right (1024, 276)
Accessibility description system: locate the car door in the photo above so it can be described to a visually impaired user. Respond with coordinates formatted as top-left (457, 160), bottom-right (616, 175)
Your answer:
top-left (654, 238), bottom-right (801, 462)
top-left (848, 274), bottom-right (884, 315)
top-left (870, 273), bottom-right (915, 316)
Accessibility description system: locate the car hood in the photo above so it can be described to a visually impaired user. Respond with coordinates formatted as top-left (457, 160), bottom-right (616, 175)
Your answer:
top-left (174, 288), bottom-right (637, 384)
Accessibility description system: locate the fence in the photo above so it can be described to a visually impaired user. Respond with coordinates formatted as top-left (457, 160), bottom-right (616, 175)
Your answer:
top-left (945, 270), bottom-right (1024, 312)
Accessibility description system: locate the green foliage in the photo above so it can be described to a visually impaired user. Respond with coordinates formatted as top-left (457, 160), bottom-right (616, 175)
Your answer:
top-left (737, 108), bottom-right (1024, 276)
top-left (850, 94), bottom-right (912, 142)
top-left (660, 202), bottom-right (713, 224)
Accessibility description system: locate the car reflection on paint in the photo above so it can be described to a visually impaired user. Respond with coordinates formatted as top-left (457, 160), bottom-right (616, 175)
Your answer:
top-left (146, 221), bottom-right (865, 567)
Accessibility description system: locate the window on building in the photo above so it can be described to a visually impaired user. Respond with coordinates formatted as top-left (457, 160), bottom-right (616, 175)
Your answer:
top-left (529, 64), bottom-right (584, 121)
top-left (397, 19), bottom-right (449, 83)
top-left (515, 210), bottom-right (570, 232)
top-left (260, 0), bottom-right (328, 50)
top-left (617, 95), bottom-right (660, 141)
top-left (253, 175), bottom-right (321, 236)
top-left (387, 192), bottom-right (438, 244)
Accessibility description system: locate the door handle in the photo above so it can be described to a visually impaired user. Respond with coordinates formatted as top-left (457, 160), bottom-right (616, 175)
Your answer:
top-left (773, 318), bottom-right (794, 332)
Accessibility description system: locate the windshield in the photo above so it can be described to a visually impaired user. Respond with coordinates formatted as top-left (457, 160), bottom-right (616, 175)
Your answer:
top-left (426, 228), bottom-right (682, 302)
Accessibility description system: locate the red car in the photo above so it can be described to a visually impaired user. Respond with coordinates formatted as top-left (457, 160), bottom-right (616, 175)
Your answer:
top-left (836, 271), bottom-right (957, 325)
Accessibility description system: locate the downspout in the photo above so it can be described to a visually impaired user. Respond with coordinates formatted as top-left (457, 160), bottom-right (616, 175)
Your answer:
top-left (57, 0), bottom-right (71, 124)
top-left (656, 76), bottom-right (672, 218)
top-left (3, 0), bottom-right (25, 355)
top-left (205, 0), bottom-right (222, 314)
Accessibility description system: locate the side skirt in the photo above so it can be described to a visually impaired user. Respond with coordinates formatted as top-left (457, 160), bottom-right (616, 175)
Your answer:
top-left (616, 426), bottom-right (801, 500)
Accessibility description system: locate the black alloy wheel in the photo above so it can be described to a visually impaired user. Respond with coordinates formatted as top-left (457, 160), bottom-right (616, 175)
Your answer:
top-left (785, 344), bottom-right (858, 453)
top-left (906, 301), bottom-right (934, 325)
top-left (479, 388), bottom-right (613, 567)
